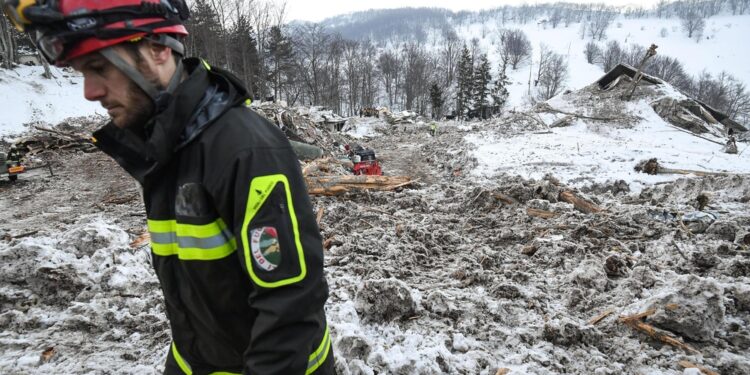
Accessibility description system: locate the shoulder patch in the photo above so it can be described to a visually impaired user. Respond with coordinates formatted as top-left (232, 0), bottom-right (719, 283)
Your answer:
top-left (250, 226), bottom-right (281, 271)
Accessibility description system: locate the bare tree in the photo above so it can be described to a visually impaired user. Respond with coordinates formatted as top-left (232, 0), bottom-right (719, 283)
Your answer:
top-left (535, 44), bottom-right (554, 86)
top-left (292, 23), bottom-right (330, 105)
top-left (549, 8), bottom-right (563, 28)
top-left (587, 4), bottom-right (617, 41)
top-left (600, 40), bottom-right (625, 72)
top-left (537, 52), bottom-right (568, 100)
top-left (583, 41), bottom-right (602, 64)
top-left (497, 29), bottom-right (531, 70)
top-left (401, 43), bottom-right (430, 112)
top-left (342, 40), bottom-right (361, 115)
top-left (439, 29), bottom-right (461, 88)
top-left (680, 12), bottom-right (706, 41)
top-left (378, 51), bottom-right (400, 109)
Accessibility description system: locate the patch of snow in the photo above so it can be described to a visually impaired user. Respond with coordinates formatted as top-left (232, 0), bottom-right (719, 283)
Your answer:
top-left (468, 98), bottom-right (750, 191)
top-left (0, 66), bottom-right (102, 137)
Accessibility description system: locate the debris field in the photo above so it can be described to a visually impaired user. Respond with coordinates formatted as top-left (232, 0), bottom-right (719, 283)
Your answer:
top-left (0, 89), bottom-right (749, 375)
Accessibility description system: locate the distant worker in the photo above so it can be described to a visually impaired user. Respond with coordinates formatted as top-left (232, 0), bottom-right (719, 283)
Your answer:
top-left (2, 0), bottom-right (334, 373)
top-left (726, 129), bottom-right (738, 154)
top-left (6, 145), bottom-right (21, 163)
top-left (430, 122), bottom-right (438, 137)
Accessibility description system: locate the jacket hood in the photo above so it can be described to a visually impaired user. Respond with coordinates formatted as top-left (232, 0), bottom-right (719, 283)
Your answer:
top-left (93, 58), bottom-right (249, 185)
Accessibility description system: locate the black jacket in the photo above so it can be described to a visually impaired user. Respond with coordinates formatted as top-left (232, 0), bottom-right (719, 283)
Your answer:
top-left (93, 58), bottom-right (333, 375)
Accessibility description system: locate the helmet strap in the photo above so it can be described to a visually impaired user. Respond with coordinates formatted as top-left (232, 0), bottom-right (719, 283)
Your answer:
top-left (99, 45), bottom-right (184, 109)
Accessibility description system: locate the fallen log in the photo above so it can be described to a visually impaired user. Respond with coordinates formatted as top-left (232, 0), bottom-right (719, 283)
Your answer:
top-left (559, 191), bottom-right (601, 214)
top-left (635, 158), bottom-right (735, 177)
top-left (526, 208), bottom-right (558, 219)
top-left (306, 175), bottom-right (415, 196)
top-left (619, 309), bottom-right (700, 354)
top-left (678, 360), bottom-right (719, 375)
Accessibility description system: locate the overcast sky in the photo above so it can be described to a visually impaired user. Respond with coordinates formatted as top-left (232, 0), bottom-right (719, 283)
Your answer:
top-left (285, 0), bottom-right (662, 22)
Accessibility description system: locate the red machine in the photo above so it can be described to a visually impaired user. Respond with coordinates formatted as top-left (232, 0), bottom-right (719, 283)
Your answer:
top-left (350, 146), bottom-right (382, 176)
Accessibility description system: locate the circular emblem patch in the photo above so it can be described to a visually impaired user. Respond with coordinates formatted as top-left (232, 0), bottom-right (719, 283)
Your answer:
top-left (250, 226), bottom-right (281, 271)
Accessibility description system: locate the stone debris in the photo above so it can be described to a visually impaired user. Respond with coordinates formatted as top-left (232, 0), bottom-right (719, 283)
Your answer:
top-left (641, 275), bottom-right (726, 342)
top-left (354, 278), bottom-right (418, 322)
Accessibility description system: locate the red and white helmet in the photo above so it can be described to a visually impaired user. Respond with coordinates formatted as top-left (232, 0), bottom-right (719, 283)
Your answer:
top-left (2, 0), bottom-right (189, 66)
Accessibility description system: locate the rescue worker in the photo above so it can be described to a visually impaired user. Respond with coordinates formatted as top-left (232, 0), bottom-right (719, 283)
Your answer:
top-left (6, 145), bottom-right (21, 165)
top-left (726, 129), bottom-right (738, 154)
top-left (429, 122), bottom-right (438, 137)
top-left (1, 0), bottom-right (334, 374)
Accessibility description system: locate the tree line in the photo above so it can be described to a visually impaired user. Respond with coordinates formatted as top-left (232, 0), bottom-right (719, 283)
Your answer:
top-left (0, 0), bottom-right (747, 123)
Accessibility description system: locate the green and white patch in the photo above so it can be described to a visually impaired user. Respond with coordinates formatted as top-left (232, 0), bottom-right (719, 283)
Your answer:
top-left (250, 226), bottom-right (281, 271)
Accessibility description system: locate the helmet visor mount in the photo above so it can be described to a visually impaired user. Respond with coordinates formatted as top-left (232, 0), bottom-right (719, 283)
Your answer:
top-left (36, 31), bottom-right (65, 62)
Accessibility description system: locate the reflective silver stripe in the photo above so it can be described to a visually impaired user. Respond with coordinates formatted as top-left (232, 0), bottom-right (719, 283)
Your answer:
top-left (150, 229), bottom-right (234, 249)
top-left (307, 327), bottom-right (331, 373)
top-left (151, 232), bottom-right (178, 244)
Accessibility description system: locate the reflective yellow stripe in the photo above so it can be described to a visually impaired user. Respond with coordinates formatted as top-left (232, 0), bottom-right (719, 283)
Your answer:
top-left (202, 59), bottom-right (211, 71)
top-left (240, 174), bottom-right (307, 288)
top-left (171, 342), bottom-right (192, 375)
top-left (244, 98), bottom-right (252, 107)
top-left (148, 219), bottom-right (236, 260)
top-left (171, 342), bottom-right (240, 375)
top-left (306, 324), bottom-right (331, 374)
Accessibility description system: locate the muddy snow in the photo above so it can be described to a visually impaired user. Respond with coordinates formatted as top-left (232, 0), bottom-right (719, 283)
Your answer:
top-left (1, 107), bottom-right (749, 375)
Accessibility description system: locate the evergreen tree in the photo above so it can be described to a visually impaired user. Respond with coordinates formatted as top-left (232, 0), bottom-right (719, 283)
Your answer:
top-left (185, 0), bottom-right (224, 65)
top-left (229, 14), bottom-right (260, 99)
top-left (429, 82), bottom-right (444, 119)
top-left (490, 65), bottom-right (510, 116)
top-left (456, 44), bottom-right (473, 119)
top-left (472, 54), bottom-right (492, 119)
top-left (265, 25), bottom-right (294, 102)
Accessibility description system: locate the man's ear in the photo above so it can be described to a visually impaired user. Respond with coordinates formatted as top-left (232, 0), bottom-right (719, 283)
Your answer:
top-left (144, 41), bottom-right (173, 66)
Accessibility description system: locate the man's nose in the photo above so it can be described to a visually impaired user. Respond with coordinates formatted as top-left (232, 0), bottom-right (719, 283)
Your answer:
top-left (83, 76), bottom-right (106, 102)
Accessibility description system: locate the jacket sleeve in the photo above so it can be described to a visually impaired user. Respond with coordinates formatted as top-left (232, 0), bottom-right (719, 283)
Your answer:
top-left (207, 136), bottom-right (330, 374)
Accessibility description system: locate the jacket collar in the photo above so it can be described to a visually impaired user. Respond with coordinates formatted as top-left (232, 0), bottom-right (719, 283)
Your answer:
top-left (93, 58), bottom-right (246, 185)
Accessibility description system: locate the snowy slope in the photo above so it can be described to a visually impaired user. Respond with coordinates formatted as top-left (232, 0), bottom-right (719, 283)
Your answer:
top-left (0, 66), bottom-right (102, 137)
top-left (452, 14), bottom-right (750, 109)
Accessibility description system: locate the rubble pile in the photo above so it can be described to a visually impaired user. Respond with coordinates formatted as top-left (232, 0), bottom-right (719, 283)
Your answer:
top-left (0, 75), bottom-right (748, 374)
top-left (318, 168), bottom-right (750, 374)
top-left (251, 102), bottom-right (353, 154)
top-left (5, 115), bottom-right (107, 158)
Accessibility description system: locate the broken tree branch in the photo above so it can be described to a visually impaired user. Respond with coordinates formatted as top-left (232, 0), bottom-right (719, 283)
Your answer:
top-left (559, 191), bottom-right (601, 214)
top-left (526, 208), bottom-right (559, 219)
top-left (588, 308), bottom-right (615, 325)
top-left (619, 309), bottom-right (700, 355)
top-left (678, 361), bottom-right (718, 375)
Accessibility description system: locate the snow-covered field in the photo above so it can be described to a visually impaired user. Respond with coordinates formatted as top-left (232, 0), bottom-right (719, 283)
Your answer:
top-left (468, 97), bottom-right (750, 192)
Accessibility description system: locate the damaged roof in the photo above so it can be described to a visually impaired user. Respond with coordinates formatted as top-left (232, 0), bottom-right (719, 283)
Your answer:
top-left (596, 63), bottom-right (663, 90)
top-left (597, 63), bottom-right (748, 133)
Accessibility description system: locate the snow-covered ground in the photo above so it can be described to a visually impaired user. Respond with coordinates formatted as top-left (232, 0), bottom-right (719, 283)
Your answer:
top-left (0, 65), bottom-right (103, 137)
top-left (468, 97), bottom-right (750, 192)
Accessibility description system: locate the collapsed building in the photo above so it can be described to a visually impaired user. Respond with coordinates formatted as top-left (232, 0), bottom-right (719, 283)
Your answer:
top-left (597, 63), bottom-right (747, 137)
